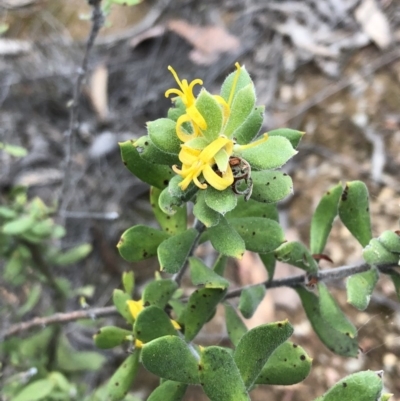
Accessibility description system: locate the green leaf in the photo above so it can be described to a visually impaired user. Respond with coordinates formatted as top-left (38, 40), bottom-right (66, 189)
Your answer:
top-left (120, 140), bottom-right (173, 189)
top-left (16, 283), bottom-right (41, 317)
top-left (205, 187), bottom-right (237, 215)
top-left (234, 106), bottom-right (264, 145)
top-left (142, 279), bottom-right (178, 309)
top-left (147, 118), bottom-right (180, 155)
top-left (224, 303), bottom-right (247, 347)
top-left (195, 89), bottom-right (224, 142)
top-left (310, 183), bottom-right (343, 254)
top-left (220, 65), bottom-right (253, 104)
top-left (234, 320), bottom-right (293, 389)
top-left (184, 287), bottom-right (227, 341)
top-left (158, 187), bottom-right (184, 215)
top-left (207, 216), bottom-right (245, 259)
top-left (106, 351), bottom-right (141, 401)
top-left (274, 241), bottom-right (319, 273)
top-left (237, 136), bottom-right (297, 170)
top-left (134, 306), bottom-right (178, 343)
top-left (94, 326), bottom-right (132, 349)
top-left (3, 249), bottom-right (25, 283)
top-left (230, 217), bottom-right (285, 254)
top-left (296, 287), bottom-right (358, 357)
top-left (193, 190), bottom-right (221, 227)
top-left (2, 216), bottom-right (34, 235)
top-left (313, 370), bottom-right (383, 401)
top-left (167, 97), bottom-right (186, 121)
top-left (239, 284), bottom-right (266, 318)
top-left (147, 380), bottom-right (188, 401)
top-left (118, 225), bottom-right (170, 262)
top-left (0, 206), bottom-right (17, 219)
top-left (259, 252), bottom-right (276, 279)
top-left (378, 231), bottom-right (400, 253)
top-left (150, 186), bottom-right (187, 235)
top-left (189, 257), bottom-right (229, 289)
top-left (30, 218), bottom-right (54, 238)
top-left (318, 283), bottom-right (357, 338)
top-left (57, 337), bottom-right (106, 372)
top-left (54, 244), bottom-right (92, 265)
top-left (338, 181), bottom-right (372, 247)
top-left (389, 270), bottom-right (400, 300)
top-left (226, 197), bottom-right (279, 221)
top-left (267, 128), bottom-right (305, 149)
top-left (199, 346), bottom-right (250, 401)
top-left (158, 228), bottom-right (198, 273)
top-left (346, 267), bottom-right (379, 311)
top-left (13, 378), bottom-right (55, 401)
top-left (255, 341), bottom-right (312, 385)
top-left (224, 84), bottom-right (256, 138)
top-left (122, 271), bottom-right (135, 296)
top-left (212, 254), bottom-right (228, 276)
top-left (141, 336), bottom-right (200, 384)
top-left (250, 170), bottom-right (293, 204)
top-left (113, 289), bottom-right (134, 324)
top-left (135, 135), bottom-right (179, 166)
top-left (363, 238), bottom-right (399, 265)
top-left (0, 142), bottom-right (28, 158)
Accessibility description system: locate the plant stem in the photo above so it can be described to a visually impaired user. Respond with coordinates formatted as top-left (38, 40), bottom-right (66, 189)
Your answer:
top-left (3, 262), bottom-right (397, 340)
top-left (59, 0), bottom-right (104, 213)
top-left (172, 219), bottom-right (206, 285)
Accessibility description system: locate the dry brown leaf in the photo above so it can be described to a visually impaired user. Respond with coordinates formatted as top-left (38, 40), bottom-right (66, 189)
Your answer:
top-left (129, 25), bottom-right (166, 49)
top-left (355, 0), bottom-right (392, 49)
top-left (89, 64), bottom-right (109, 122)
top-left (167, 19), bottom-right (240, 65)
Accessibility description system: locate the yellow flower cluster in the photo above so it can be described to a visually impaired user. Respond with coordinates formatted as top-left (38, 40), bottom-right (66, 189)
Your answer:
top-left (165, 64), bottom-right (239, 191)
top-left (165, 63), bottom-right (268, 191)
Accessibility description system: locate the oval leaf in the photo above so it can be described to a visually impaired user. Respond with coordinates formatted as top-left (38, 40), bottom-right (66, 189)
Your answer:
top-left (141, 336), bottom-right (200, 384)
top-left (250, 170), bottom-right (293, 204)
top-left (255, 341), bottom-right (312, 385)
top-left (234, 320), bottom-right (294, 388)
top-left (310, 183), bottom-right (343, 254)
top-left (314, 370), bottom-right (383, 401)
top-left (237, 136), bottom-right (297, 170)
top-left (134, 306), bottom-right (178, 343)
top-left (363, 238), bottom-right (399, 265)
top-left (147, 380), bottom-right (187, 401)
top-left (184, 287), bottom-right (227, 341)
top-left (346, 267), bottom-right (379, 311)
top-left (158, 228), bottom-right (198, 273)
top-left (106, 351), bottom-right (141, 401)
top-left (274, 241), bottom-right (319, 273)
top-left (94, 326), bottom-right (132, 349)
top-left (13, 379), bottom-right (55, 401)
top-left (135, 135), bottom-right (179, 166)
top-left (120, 140), bottom-right (173, 189)
top-left (239, 284), bottom-right (266, 318)
top-left (234, 106), bottom-right (264, 145)
top-left (142, 279), bottom-right (178, 309)
top-left (147, 118), bottom-right (180, 155)
top-left (230, 217), bottom-right (285, 254)
top-left (225, 303), bottom-right (248, 347)
top-left (150, 186), bottom-right (187, 235)
top-left (118, 225), bottom-right (170, 262)
top-left (338, 181), bottom-right (372, 247)
top-left (205, 187), bottom-right (237, 215)
top-left (193, 190), bottom-right (221, 227)
top-left (296, 287), bottom-right (358, 357)
top-left (189, 257), bottom-right (229, 289)
top-left (199, 346), bottom-right (250, 401)
top-left (378, 231), bottom-right (400, 254)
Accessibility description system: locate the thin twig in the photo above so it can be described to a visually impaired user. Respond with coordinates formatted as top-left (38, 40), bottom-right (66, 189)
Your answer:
top-left (59, 0), bottom-right (104, 213)
top-left (172, 219), bottom-right (206, 285)
top-left (3, 262), bottom-right (397, 340)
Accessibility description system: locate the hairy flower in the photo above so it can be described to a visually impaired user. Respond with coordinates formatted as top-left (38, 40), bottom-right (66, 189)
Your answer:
top-left (167, 63), bottom-right (268, 191)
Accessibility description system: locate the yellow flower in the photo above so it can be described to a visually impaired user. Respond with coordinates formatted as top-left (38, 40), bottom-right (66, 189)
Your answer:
top-left (173, 136), bottom-right (234, 190)
top-left (165, 66), bottom-right (207, 142)
top-left (126, 299), bottom-right (181, 348)
top-left (167, 62), bottom-right (269, 191)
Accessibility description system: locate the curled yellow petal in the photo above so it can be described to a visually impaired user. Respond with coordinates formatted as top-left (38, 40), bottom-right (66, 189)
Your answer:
top-left (202, 164), bottom-right (233, 190)
top-left (171, 319), bottom-right (181, 330)
top-left (127, 299), bottom-right (144, 320)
